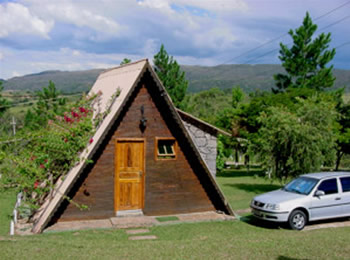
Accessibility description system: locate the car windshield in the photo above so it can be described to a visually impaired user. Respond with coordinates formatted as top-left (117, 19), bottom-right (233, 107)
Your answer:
top-left (283, 177), bottom-right (319, 195)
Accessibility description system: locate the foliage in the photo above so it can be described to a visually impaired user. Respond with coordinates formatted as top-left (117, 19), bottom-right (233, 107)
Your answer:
top-left (232, 86), bottom-right (244, 108)
top-left (0, 91), bottom-right (110, 216)
top-left (120, 58), bottom-right (131, 65)
top-left (273, 12), bottom-right (336, 92)
top-left (241, 88), bottom-right (318, 137)
top-left (213, 87), bottom-right (248, 162)
top-left (183, 88), bottom-right (232, 125)
top-left (0, 81), bottom-right (9, 117)
top-left (24, 81), bottom-right (67, 129)
top-left (153, 44), bottom-right (188, 108)
top-left (216, 136), bottom-right (225, 171)
top-left (252, 96), bottom-right (337, 180)
top-left (334, 91), bottom-right (350, 170)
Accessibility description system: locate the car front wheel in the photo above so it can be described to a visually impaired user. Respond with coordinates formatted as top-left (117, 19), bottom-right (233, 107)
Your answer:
top-left (288, 210), bottom-right (307, 230)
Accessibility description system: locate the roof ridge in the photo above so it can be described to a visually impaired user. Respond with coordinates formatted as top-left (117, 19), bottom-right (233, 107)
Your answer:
top-left (100, 59), bottom-right (149, 75)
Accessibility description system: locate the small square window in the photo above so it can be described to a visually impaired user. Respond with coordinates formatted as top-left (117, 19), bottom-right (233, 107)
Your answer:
top-left (156, 138), bottom-right (176, 160)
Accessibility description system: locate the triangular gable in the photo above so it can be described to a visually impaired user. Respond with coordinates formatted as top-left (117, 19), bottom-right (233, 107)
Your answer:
top-left (32, 59), bottom-right (233, 233)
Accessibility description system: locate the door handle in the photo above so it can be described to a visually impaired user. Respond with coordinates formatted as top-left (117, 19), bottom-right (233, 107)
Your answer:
top-left (335, 197), bottom-right (341, 200)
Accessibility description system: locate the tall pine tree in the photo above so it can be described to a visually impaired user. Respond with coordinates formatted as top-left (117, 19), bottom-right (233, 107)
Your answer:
top-left (273, 12), bottom-right (336, 93)
top-left (153, 44), bottom-right (188, 108)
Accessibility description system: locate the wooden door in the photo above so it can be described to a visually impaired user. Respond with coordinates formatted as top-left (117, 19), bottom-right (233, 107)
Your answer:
top-left (115, 139), bottom-right (145, 212)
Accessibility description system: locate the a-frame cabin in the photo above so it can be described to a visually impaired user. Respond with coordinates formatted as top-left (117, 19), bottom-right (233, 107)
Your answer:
top-left (32, 59), bottom-right (233, 233)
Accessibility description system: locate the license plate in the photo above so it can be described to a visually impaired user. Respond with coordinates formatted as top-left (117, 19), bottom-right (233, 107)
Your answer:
top-left (252, 209), bottom-right (263, 217)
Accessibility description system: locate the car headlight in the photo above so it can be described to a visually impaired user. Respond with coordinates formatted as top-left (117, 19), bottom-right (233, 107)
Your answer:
top-left (265, 203), bottom-right (280, 210)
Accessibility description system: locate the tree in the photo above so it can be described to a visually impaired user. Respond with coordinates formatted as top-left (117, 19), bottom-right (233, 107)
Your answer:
top-left (215, 87), bottom-right (248, 166)
top-left (253, 96), bottom-right (337, 180)
top-left (232, 86), bottom-right (244, 108)
top-left (25, 81), bottom-right (66, 129)
top-left (241, 88), bottom-right (318, 137)
top-left (273, 12), bottom-right (336, 93)
top-left (183, 88), bottom-right (232, 125)
top-left (334, 92), bottom-right (350, 170)
top-left (120, 58), bottom-right (131, 65)
top-left (153, 44), bottom-right (188, 108)
top-left (0, 81), bottom-right (9, 117)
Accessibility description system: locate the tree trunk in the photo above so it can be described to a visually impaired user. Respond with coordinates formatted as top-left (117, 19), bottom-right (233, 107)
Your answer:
top-left (335, 150), bottom-right (343, 171)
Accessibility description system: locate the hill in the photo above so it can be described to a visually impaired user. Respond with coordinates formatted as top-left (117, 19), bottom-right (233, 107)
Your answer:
top-left (2, 64), bottom-right (350, 93)
top-left (2, 69), bottom-right (103, 93)
top-left (182, 64), bottom-right (350, 93)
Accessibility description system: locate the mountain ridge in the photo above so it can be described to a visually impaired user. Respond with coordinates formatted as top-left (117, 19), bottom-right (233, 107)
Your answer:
top-left (2, 64), bottom-right (350, 93)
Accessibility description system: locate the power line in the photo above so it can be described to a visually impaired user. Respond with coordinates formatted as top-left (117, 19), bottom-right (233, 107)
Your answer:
top-left (219, 0), bottom-right (350, 65)
top-left (0, 93), bottom-right (84, 110)
top-left (2, 93), bottom-right (83, 98)
top-left (335, 41), bottom-right (350, 50)
top-left (241, 14), bottom-right (350, 65)
top-left (319, 14), bottom-right (350, 31)
top-left (312, 0), bottom-right (350, 21)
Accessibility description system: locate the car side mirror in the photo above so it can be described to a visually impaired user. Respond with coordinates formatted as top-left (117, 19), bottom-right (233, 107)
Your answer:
top-left (315, 190), bottom-right (325, 197)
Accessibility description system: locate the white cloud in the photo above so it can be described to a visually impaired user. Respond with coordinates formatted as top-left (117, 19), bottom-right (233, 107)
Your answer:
top-left (0, 47), bottom-right (146, 79)
top-left (138, 0), bottom-right (248, 14)
top-left (193, 27), bottom-right (236, 50)
top-left (173, 0), bottom-right (248, 13)
top-left (0, 2), bottom-right (53, 38)
top-left (142, 39), bottom-right (159, 57)
top-left (12, 71), bottom-right (21, 77)
top-left (20, 1), bottom-right (123, 37)
top-left (0, 0), bottom-right (348, 79)
top-left (72, 50), bottom-right (81, 56)
top-left (137, 0), bottom-right (174, 14)
top-left (46, 3), bottom-right (121, 35)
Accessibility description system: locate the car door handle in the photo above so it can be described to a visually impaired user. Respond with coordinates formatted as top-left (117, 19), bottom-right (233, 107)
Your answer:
top-left (335, 197), bottom-right (341, 200)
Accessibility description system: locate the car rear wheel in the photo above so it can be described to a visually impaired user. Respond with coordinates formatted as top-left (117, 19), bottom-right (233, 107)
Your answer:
top-left (288, 210), bottom-right (306, 230)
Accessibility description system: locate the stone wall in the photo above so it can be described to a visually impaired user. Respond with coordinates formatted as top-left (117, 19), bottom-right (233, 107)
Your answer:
top-left (183, 121), bottom-right (217, 177)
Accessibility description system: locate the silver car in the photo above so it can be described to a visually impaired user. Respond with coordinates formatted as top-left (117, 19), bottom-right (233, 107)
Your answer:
top-left (250, 172), bottom-right (350, 230)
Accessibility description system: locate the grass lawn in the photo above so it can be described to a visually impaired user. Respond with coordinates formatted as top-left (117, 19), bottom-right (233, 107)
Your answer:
top-left (217, 169), bottom-right (282, 211)
top-left (1, 170), bottom-right (350, 259)
top-left (0, 190), bottom-right (16, 236)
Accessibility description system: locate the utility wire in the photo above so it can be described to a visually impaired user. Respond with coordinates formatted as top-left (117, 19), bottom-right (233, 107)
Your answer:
top-left (312, 0), bottom-right (350, 21)
top-left (319, 14), bottom-right (350, 31)
top-left (2, 93), bottom-right (83, 98)
top-left (220, 0), bottom-right (350, 65)
top-left (242, 14), bottom-right (350, 64)
top-left (335, 41), bottom-right (350, 50)
top-left (0, 93), bottom-right (84, 109)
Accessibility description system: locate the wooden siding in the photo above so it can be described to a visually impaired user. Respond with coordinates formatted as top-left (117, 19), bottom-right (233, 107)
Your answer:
top-left (51, 72), bottom-right (215, 223)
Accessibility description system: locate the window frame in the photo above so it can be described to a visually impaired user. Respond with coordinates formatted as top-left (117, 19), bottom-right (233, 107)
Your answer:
top-left (155, 137), bottom-right (177, 161)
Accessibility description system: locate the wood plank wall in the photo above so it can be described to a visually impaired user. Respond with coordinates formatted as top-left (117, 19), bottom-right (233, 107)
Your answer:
top-left (51, 72), bottom-right (215, 223)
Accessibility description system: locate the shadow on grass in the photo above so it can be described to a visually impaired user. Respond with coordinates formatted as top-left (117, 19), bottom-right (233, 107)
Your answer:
top-left (217, 170), bottom-right (264, 178)
top-left (307, 217), bottom-right (350, 227)
top-left (224, 183), bottom-right (282, 194)
top-left (277, 256), bottom-right (309, 260)
top-left (239, 214), bottom-right (283, 230)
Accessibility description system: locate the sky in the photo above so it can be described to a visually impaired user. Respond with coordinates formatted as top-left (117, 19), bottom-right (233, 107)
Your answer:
top-left (0, 0), bottom-right (349, 79)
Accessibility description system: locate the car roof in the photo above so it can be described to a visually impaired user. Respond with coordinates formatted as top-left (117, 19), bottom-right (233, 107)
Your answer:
top-left (301, 172), bottom-right (350, 180)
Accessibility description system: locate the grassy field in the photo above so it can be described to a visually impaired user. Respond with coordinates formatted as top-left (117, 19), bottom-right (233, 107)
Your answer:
top-left (1, 170), bottom-right (350, 259)
top-left (217, 169), bottom-right (282, 210)
top-left (0, 190), bottom-right (16, 235)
